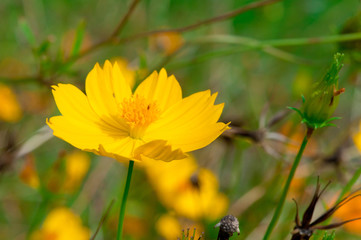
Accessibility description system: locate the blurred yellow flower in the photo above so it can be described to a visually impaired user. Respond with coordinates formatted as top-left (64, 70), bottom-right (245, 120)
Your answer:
top-left (353, 122), bottom-right (361, 153)
top-left (20, 154), bottom-right (40, 189)
top-left (0, 84), bottom-right (22, 122)
top-left (63, 151), bottom-right (91, 192)
top-left (334, 193), bottom-right (361, 235)
top-left (111, 58), bottom-right (136, 89)
top-left (156, 213), bottom-right (203, 240)
top-left (47, 60), bottom-right (229, 163)
top-left (150, 32), bottom-right (184, 55)
top-left (156, 214), bottom-right (181, 240)
top-left (45, 151), bottom-right (90, 193)
top-left (31, 207), bottom-right (90, 240)
top-left (146, 155), bottom-right (228, 220)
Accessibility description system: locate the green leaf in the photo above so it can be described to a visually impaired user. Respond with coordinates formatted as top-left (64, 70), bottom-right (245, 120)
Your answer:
top-left (71, 20), bottom-right (86, 57)
top-left (321, 231), bottom-right (335, 240)
top-left (36, 39), bottom-right (51, 56)
top-left (18, 17), bottom-right (37, 46)
top-left (287, 106), bottom-right (303, 118)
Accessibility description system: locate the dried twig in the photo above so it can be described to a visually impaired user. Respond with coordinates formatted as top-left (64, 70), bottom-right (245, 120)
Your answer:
top-left (90, 199), bottom-right (115, 240)
top-left (116, 0), bottom-right (281, 44)
top-left (67, 0), bottom-right (281, 63)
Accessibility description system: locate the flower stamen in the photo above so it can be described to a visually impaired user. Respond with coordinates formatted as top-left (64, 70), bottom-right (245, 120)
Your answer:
top-left (120, 94), bottom-right (160, 139)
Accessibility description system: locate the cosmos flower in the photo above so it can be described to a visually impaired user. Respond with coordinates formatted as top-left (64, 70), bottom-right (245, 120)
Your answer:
top-left (145, 155), bottom-right (228, 220)
top-left (63, 151), bottom-right (91, 192)
top-left (31, 207), bottom-right (90, 240)
top-left (0, 84), bottom-right (22, 122)
top-left (47, 61), bottom-right (229, 162)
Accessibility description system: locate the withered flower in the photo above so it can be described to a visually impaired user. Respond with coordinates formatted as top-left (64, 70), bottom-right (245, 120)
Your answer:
top-left (214, 215), bottom-right (240, 240)
top-left (291, 180), bottom-right (361, 240)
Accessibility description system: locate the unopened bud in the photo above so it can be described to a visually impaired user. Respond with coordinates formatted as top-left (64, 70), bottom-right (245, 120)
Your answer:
top-left (289, 53), bottom-right (345, 130)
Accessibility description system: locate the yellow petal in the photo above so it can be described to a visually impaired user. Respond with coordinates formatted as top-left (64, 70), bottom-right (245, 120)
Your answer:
top-left (146, 90), bottom-right (230, 152)
top-left (107, 60), bottom-right (133, 103)
top-left (134, 69), bottom-right (182, 112)
top-left (111, 58), bottom-right (136, 89)
top-left (88, 143), bottom-right (135, 162)
top-left (47, 116), bottom-right (122, 151)
top-left (63, 151), bottom-right (91, 191)
top-left (85, 61), bottom-right (132, 121)
top-left (134, 140), bottom-right (187, 162)
top-left (155, 214), bottom-right (181, 240)
top-left (52, 83), bottom-right (99, 124)
top-left (99, 137), bottom-right (144, 161)
top-left (144, 155), bottom-right (197, 206)
top-left (206, 193), bottom-right (228, 220)
top-left (52, 83), bottom-right (130, 134)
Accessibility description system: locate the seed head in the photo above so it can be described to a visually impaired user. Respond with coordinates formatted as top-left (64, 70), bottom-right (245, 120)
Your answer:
top-left (214, 215), bottom-right (240, 240)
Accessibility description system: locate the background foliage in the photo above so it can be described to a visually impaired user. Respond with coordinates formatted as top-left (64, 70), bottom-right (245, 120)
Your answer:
top-left (1, 0), bottom-right (361, 239)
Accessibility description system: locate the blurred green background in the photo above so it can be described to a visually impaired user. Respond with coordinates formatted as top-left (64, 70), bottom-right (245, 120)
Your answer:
top-left (1, 0), bottom-right (361, 239)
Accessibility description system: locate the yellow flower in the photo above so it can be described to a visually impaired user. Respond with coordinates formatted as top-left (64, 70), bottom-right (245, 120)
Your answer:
top-left (47, 60), bottom-right (229, 162)
top-left (31, 207), bottom-right (90, 240)
top-left (155, 213), bottom-right (203, 240)
top-left (63, 151), bottom-right (91, 192)
top-left (145, 155), bottom-right (228, 220)
top-left (0, 84), bottom-right (22, 122)
top-left (156, 214), bottom-right (181, 240)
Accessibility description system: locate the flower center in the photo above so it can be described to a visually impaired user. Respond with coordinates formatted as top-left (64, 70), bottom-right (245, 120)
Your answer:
top-left (120, 94), bottom-right (160, 139)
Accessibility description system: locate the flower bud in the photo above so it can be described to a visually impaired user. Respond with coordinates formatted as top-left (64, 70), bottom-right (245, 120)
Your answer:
top-left (290, 53), bottom-right (345, 130)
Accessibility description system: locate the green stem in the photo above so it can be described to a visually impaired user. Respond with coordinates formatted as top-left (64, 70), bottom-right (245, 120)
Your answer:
top-left (116, 160), bottom-right (134, 240)
top-left (263, 128), bottom-right (313, 240)
top-left (170, 32), bottom-right (361, 68)
top-left (192, 32), bottom-right (361, 48)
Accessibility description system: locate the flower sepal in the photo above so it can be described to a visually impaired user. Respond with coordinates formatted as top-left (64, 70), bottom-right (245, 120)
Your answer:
top-left (288, 106), bottom-right (342, 130)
